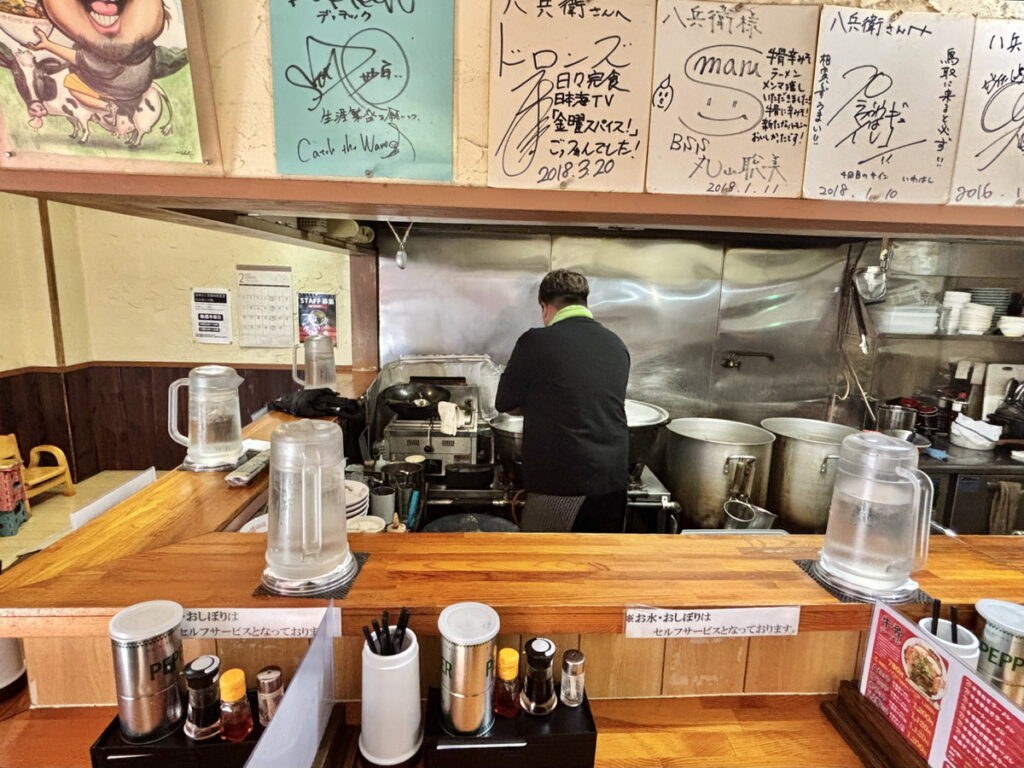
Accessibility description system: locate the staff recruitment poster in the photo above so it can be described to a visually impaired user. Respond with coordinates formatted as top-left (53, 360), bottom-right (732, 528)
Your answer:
top-left (269, 0), bottom-right (454, 180)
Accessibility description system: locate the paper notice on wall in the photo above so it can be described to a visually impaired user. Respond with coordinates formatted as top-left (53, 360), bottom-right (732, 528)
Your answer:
top-left (804, 8), bottom-right (975, 204)
top-left (625, 605), bottom-right (800, 638)
top-left (949, 20), bottom-right (1024, 208)
top-left (238, 266), bottom-right (293, 348)
top-left (191, 288), bottom-right (231, 344)
top-left (298, 292), bottom-right (338, 345)
top-left (488, 0), bottom-right (657, 192)
top-left (180, 607), bottom-right (340, 640)
top-left (646, 1), bottom-right (820, 197)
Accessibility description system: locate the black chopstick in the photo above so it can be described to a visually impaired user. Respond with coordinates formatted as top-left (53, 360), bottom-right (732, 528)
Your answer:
top-left (395, 608), bottom-right (411, 653)
top-left (931, 599), bottom-right (941, 635)
top-left (362, 625), bottom-right (379, 655)
top-left (372, 620), bottom-right (385, 654)
top-left (950, 606), bottom-right (959, 645)
top-left (381, 611), bottom-right (393, 655)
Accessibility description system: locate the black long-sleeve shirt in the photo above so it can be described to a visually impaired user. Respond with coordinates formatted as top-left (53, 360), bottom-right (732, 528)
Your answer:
top-left (495, 316), bottom-right (630, 496)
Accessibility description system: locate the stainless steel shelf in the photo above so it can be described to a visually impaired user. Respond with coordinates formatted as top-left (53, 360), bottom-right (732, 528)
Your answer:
top-left (877, 334), bottom-right (1023, 341)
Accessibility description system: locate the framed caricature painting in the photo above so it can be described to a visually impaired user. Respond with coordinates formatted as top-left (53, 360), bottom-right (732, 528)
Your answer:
top-left (0, 0), bottom-right (221, 173)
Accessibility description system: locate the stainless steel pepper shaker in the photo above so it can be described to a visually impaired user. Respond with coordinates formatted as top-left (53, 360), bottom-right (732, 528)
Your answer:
top-left (560, 649), bottom-right (586, 707)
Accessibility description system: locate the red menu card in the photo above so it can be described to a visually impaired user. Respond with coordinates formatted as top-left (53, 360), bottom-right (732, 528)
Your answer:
top-left (860, 604), bottom-right (1024, 768)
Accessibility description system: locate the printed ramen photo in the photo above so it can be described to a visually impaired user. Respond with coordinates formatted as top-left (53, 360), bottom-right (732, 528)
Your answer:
top-left (901, 639), bottom-right (948, 700)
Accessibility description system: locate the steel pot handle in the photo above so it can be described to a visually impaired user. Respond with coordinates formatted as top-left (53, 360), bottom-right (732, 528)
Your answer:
top-left (723, 455), bottom-right (757, 501)
top-left (820, 454), bottom-right (841, 475)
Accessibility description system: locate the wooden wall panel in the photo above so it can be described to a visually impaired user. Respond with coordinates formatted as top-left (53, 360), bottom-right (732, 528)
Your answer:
top-left (662, 638), bottom-right (750, 696)
top-left (744, 632), bottom-right (861, 694)
top-left (64, 365), bottom-right (299, 478)
top-left (24, 637), bottom-right (114, 706)
top-left (215, 639), bottom-right (310, 691)
top-left (0, 372), bottom-right (73, 476)
top-left (580, 635), bottom-right (665, 699)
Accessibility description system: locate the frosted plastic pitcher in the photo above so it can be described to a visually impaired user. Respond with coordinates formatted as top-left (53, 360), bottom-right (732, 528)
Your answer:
top-left (292, 335), bottom-right (336, 390)
top-left (262, 419), bottom-right (357, 595)
top-left (816, 432), bottom-right (932, 602)
top-left (168, 366), bottom-right (245, 470)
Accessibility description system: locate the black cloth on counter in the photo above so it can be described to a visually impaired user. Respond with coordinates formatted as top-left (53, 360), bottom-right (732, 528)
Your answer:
top-left (496, 316), bottom-right (630, 497)
top-left (268, 389), bottom-right (366, 460)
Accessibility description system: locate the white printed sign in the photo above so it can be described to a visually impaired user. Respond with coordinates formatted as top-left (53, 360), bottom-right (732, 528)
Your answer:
top-left (488, 0), bottom-right (657, 192)
top-left (646, 1), bottom-right (820, 197)
top-left (191, 288), bottom-right (232, 345)
top-left (180, 607), bottom-right (340, 640)
top-left (804, 8), bottom-right (975, 204)
top-left (624, 605), bottom-right (800, 639)
top-left (949, 20), bottom-right (1024, 208)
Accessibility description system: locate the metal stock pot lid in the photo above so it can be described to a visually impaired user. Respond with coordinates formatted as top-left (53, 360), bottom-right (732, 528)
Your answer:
top-left (625, 399), bottom-right (669, 428)
top-left (438, 602), bottom-right (500, 646)
top-left (109, 600), bottom-right (184, 643)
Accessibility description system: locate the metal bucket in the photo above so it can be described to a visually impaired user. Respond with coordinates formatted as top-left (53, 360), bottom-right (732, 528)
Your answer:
top-left (626, 399), bottom-right (670, 480)
top-left (666, 418), bottom-right (775, 528)
top-left (489, 414), bottom-right (523, 482)
top-left (760, 418), bottom-right (861, 533)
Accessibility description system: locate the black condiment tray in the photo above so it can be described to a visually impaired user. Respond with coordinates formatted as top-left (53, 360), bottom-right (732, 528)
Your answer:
top-left (423, 686), bottom-right (597, 768)
top-left (90, 691), bottom-right (264, 768)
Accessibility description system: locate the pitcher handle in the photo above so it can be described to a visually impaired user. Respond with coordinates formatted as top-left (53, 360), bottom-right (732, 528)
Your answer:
top-left (292, 343), bottom-right (305, 386)
top-left (167, 378), bottom-right (189, 447)
top-left (723, 455), bottom-right (757, 501)
top-left (897, 467), bottom-right (934, 572)
top-left (820, 454), bottom-right (841, 475)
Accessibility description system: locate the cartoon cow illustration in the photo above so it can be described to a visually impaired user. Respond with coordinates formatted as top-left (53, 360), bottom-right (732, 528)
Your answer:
top-left (0, 43), bottom-right (172, 144)
top-left (17, 0), bottom-right (186, 146)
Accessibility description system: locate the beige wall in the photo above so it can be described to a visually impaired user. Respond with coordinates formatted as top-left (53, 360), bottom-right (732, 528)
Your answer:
top-left (197, 0), bottom-right (1022, 186)
top-left (50, 204), bottom-right (352, 366)
top-left (0, 193), bottom-right (56, 372)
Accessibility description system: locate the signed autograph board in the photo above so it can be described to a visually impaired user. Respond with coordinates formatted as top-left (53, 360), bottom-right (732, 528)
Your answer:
top-left (949, 20), bottom-right (1024, 208)
top-left (488, 0), bottom-right (656, 192)
top-left (804, 8), bottom-right (975, 205)
top-left (269, 0), bottom-right (454, 180)
top-left (646, 1), bottom-right (819, 198)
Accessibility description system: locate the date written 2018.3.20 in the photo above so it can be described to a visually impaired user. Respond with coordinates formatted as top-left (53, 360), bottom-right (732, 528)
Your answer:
top-left (537, 159), bottom-right (616, 185)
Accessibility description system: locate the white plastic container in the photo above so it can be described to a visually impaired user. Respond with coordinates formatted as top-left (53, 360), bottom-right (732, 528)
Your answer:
top-left (917, 618), bottom-right (980, 670)
top-left (359, 629), bottom-right (422, 766)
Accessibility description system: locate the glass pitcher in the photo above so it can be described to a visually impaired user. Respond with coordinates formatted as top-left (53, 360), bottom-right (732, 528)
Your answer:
top-left (168, 366), bottom-right (245, 470)
top-left (262, 419), bottom-right (357, 594)
top-left (292, 336), bottom-right (336, 390)
top-left (816, 432), bottom-right (933, 601)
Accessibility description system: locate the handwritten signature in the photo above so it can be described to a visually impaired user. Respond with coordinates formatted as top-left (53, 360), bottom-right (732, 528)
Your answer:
top-left (975, 75), bottom-right (1024, 173)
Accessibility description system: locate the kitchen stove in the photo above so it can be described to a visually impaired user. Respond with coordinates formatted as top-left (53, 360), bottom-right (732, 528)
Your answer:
top-left (383, 385), bottom-right (480, 476)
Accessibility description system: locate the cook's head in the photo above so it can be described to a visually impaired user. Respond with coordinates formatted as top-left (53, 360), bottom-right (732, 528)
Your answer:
top-left (41, 0), bottom-right (168, 59)
top-left (538, 269), bottom-right (589, 326)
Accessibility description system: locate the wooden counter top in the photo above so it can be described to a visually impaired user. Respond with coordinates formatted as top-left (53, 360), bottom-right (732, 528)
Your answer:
top-left (0, 531), bottom-right (1019, 638)
top-left (0, 373), bottom-right (374, 593)
top-left (0, 695), bottom-right (862, 768)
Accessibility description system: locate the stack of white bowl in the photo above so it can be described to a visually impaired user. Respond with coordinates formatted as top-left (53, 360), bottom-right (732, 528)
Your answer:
top-left (959, 303), bottom-right (996, 335)
top-left (345, 480), bottom-right (370, 519)
top-left (970, 287), bottom-right (1012, 331)
top-left (942, 291), bottom-right (971, 334)
top-left (997, 316), bottom-right (1024, 338)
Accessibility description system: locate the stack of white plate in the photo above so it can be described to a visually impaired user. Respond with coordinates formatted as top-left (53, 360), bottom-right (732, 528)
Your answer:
top-left (875, 305), bottom-right (939, 334)
top-left (970, 287), bottom-right (1012, 331)
top-left (959, 303), bottom-right (996, 335)
top-left (997, 316), bottom-right (1024, 338)
top-left (345, 480), bottom-right (370, 519)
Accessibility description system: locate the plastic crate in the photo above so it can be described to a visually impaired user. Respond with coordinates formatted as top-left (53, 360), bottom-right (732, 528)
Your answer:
top-left (0, 502), bottom-right (27, 537)
top-left (0, 463), bottom-right (25, 513)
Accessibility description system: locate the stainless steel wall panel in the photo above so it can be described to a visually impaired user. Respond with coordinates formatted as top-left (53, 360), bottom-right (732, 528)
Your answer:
top-left (710, 245), bottom-right (851, 424)
top-left (379, 232), bottom-right (551, 365)
top-left (550, 236), bottom-right (725, 417)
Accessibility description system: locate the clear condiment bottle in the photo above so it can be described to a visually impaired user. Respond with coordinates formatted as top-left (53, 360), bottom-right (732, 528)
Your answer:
top-left (256, 666), bottom-right (284, 727)
top-left (492, 648), bottom-right (521, 719)
top-left (183, 655), bottom-right (221, 741)
top-left (560, 649), bottom-right (586, 707)
top-left (219, 668), bottom-right (253, 742)
top-left (519, 638), bottom-right (557, 716)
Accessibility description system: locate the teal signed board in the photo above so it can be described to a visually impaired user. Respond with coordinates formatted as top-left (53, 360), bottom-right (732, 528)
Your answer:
top-left (269, 0), bottom-right (454, 180)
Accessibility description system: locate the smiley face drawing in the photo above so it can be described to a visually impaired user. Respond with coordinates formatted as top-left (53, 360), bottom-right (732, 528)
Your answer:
top-left (677, 44), bottom-right (764, 138)
top-left (652, 75), bottom-right (674, 111)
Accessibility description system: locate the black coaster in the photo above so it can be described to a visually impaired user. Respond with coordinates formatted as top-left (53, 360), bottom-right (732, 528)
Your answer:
top-left (795, 559), bottom-right (936, 604)
top-left (175, 449), bottom-right (261, 472)
top-left (252, 552), bottom-right (370, 599)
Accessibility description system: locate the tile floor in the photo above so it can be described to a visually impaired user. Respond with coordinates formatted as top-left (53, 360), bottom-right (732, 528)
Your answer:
top-left (0, 471), bottom-right (149, 570)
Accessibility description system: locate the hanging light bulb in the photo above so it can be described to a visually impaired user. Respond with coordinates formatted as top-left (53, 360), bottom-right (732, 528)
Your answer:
top-left (387, 220), bottom-right (414, 272)
top-left (396, 248), bottom-right (408, 270)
